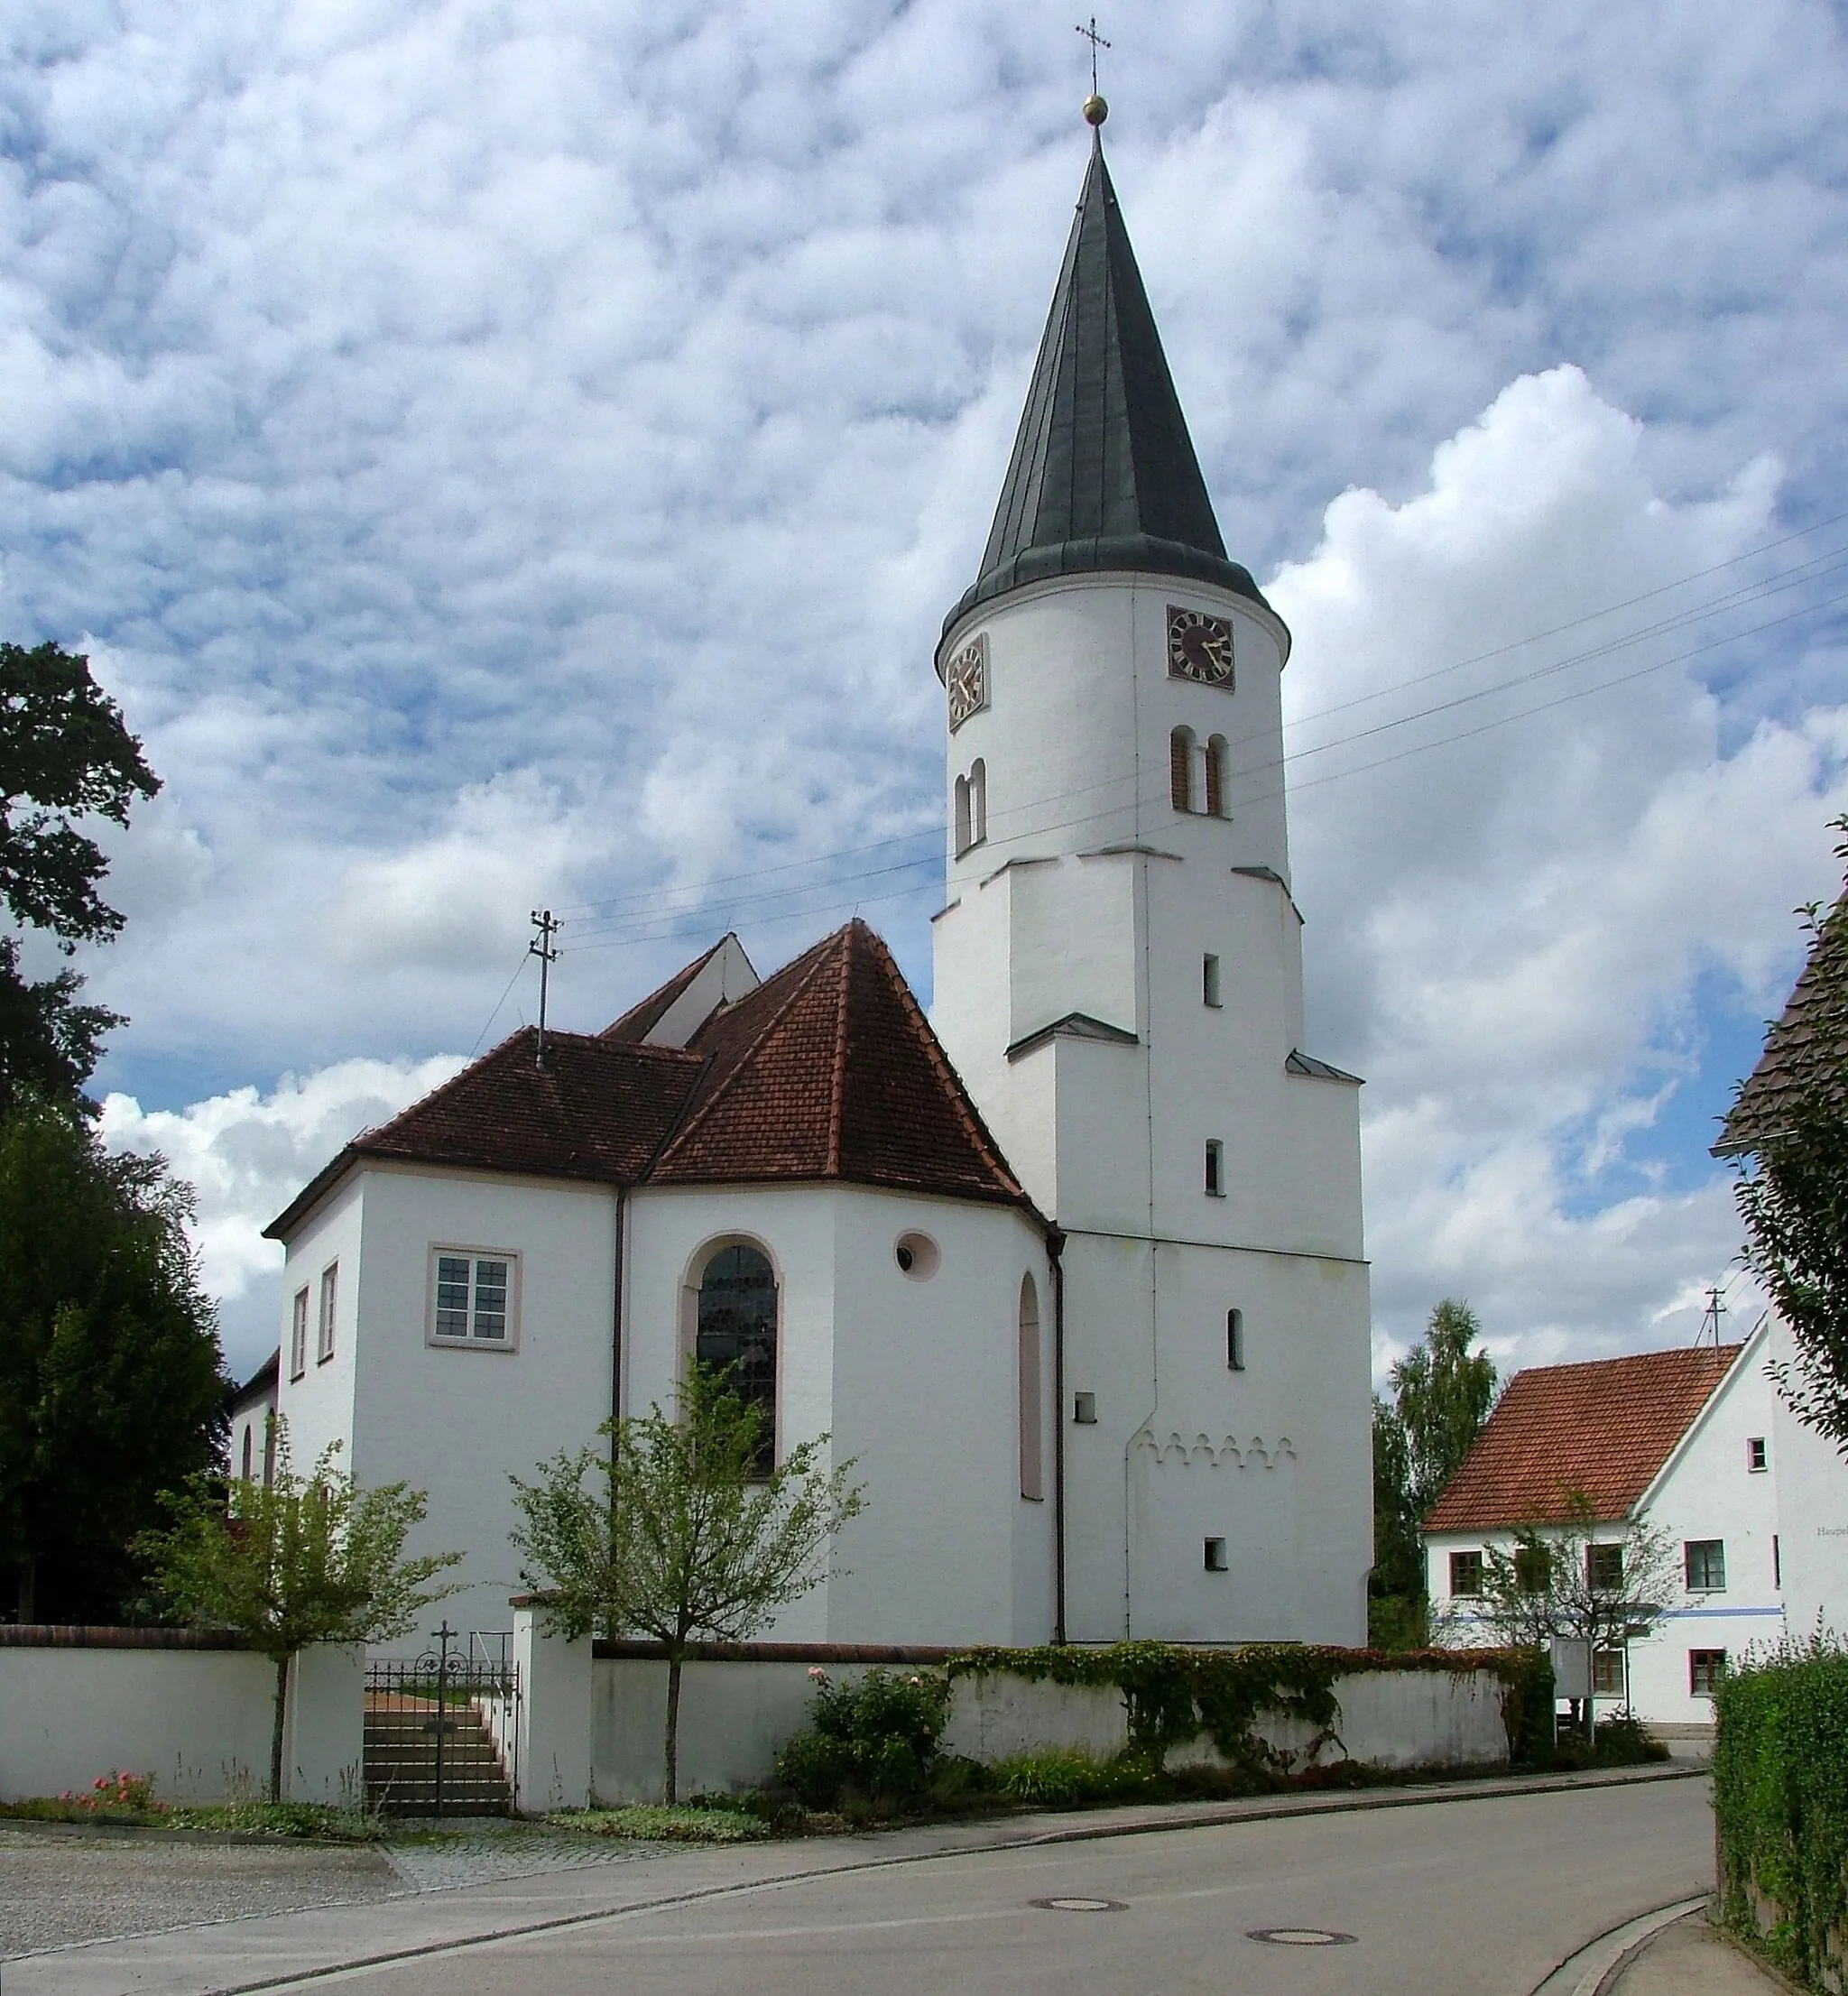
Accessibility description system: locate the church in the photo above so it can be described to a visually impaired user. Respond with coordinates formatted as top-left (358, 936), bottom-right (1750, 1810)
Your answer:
top-left (258, 107), bottom-right (1373, 1651)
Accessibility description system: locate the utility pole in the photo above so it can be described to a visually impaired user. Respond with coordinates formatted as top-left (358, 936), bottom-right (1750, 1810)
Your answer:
top-left (1697, 1284), bottom-right (1727, 1348)
top-left (529, 909), bottom-right (559, 1067)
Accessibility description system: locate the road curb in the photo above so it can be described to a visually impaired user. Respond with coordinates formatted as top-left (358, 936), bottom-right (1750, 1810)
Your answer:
top-left (1525, 1898), bottom-right (1711, 1996)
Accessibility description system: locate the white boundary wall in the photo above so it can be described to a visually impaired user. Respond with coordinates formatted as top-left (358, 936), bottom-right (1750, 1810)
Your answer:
top-left (573, 1632), bottom-right (1511, 1803)
top-left (0, 1633), bottom-right (364, 1806)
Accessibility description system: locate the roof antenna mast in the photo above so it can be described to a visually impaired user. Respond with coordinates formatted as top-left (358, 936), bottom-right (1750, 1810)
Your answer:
top-left (529, 909), bottom-right (559, 1067)
top-left (1697, 1283), bottom-right (1727, 1348)
top-left (1076, 15), bottom-right (1111, 127)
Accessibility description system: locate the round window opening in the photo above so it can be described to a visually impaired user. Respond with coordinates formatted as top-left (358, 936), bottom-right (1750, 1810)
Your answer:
top-left (894, 1232), bottom-right (940, 1280)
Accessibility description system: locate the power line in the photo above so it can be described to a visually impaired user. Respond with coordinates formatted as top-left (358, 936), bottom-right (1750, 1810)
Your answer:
top-left (551, 514), bottom-right (1848, 928)
top-left (555, 568), bottom-right (1848, 954)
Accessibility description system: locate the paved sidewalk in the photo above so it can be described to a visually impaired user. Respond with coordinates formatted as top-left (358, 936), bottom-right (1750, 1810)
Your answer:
top-left (1612, 1912), bottom-right (1789, 1995)
top-left (3, 1761), bottom-right (1706, 1996)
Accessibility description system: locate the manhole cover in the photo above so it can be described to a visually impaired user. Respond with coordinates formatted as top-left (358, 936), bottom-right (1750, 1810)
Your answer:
top-left (1247, 1927), bottom-right (1357, 1946)
top-left (1031, 1897), bottom-right (1125, 1912)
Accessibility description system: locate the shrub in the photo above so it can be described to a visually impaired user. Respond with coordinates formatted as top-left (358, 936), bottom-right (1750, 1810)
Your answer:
top-left (984, 1748), bottom-right (1150, 1807)
top-left (1714, 1628), bottom-right (1848, 1990)
top-left (1592, 1709), bottom-right (1668, 1764)
top-left (774, 1667), bottom-right (951, 1808)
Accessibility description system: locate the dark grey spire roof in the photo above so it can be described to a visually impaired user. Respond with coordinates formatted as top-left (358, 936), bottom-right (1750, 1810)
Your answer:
top-left (942, 138), bottom-right (1272, 646)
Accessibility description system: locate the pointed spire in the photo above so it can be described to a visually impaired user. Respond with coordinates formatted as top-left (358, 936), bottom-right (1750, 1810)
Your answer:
top-left (942, 135), bottom-right (1271, 645)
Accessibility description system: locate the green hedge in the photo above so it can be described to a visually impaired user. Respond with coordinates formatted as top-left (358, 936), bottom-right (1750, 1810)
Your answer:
top-left (942, 1641), bottom-right (1553, 1774)
top-left (1714, 1638), bottom-right (1848, 1990)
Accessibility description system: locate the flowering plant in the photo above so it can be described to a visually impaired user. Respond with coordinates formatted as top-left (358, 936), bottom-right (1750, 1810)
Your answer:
top-left (59, 1770), bottom-right (162, 1815)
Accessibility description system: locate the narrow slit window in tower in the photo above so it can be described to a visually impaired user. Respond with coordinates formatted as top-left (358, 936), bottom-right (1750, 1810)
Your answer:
top-left (969, 757), bottom-right (987, 846)
top-left (1203, 953), bottom-right (1222, 1007)
top-left (1205, 1140), bottom-right (1224, 1197)
top-left (1170, 726), bottom-right (1196, 811)
top-left (1227, 1308), bottom-right (1244, 1370)
top-left (1206, 735), bottom-right (1228, 818)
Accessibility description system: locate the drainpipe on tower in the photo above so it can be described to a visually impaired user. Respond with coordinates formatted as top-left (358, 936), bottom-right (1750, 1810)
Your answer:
top-left (1048, 1225), bottom-right (1067, 1646)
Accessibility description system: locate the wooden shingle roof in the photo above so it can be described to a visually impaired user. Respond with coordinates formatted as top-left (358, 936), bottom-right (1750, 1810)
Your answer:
top-left (1422, 1344), bottom-right (1742, 1532)
top-left (267, 920), bottom-right (1031, 1238)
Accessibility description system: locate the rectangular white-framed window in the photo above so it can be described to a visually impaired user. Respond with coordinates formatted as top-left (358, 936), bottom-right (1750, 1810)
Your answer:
top-left (290, 1287), bottom-right (309, 1380)
top-left (429, 1247), bottom-right (520, 1350)
top-left (1449, 1549), bottom-right (1483, 1598)
top-left (1202, 953), bottom-right (1222, 1008)
top-left (1685, 1539), bottom-right (1726, 1593)
top-left (1205, 1140), bottom-right (1224, 1197)
top-left (317, 1263), bottom-right (337, 1364)
top-left (1746, 1436), bottom-right (1768, 1473)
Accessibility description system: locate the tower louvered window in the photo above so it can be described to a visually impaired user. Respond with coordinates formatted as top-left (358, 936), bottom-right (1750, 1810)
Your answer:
top-left (1170, 726), bottom-right (1196, 811)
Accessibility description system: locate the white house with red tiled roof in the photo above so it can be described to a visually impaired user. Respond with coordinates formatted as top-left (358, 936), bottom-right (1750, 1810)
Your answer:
top-left (1422, 1323), bottom-right (1814, 1729)
top-left (261, 123), bottom-right (1373, 1655)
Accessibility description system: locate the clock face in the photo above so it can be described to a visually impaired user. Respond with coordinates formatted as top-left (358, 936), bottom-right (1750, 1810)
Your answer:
top-left (1167, 605), bottom-right (1234, 688)
top-left (947, 633), bottom-right (989, 733)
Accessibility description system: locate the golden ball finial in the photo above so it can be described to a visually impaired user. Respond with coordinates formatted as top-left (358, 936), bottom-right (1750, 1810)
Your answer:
top-left (1083, 93), bottom-right (1108, 127)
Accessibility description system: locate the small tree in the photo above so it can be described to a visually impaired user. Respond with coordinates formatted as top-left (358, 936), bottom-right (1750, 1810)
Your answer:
top-left (510, 1369), bottom-right (866, 1802)
top-left (1474, 1492), bottom-right (1679, 1735)
top-left (139, 1425), bottom-right (462, 1802)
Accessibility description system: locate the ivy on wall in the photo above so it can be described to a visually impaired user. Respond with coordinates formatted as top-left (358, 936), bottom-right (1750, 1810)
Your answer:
top-left (943, 1641), bottom-right (1555, 1775)
top-left (1714, 1639), bottom-right (1848, 1991)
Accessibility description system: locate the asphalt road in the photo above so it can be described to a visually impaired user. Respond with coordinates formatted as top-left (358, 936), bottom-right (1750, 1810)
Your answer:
top-left (338, 1779), bottom-right (1714, 1996)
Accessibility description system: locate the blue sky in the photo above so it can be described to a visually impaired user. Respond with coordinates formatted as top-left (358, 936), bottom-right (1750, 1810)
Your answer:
top-left (4, 0), bottom-right (1843, 1379)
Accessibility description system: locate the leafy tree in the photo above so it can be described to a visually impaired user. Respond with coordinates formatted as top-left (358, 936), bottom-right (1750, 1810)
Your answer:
top-left (0, 641), bottom-right (160, 1109)
top-left (139, 1424), bottom-right (462, 1801)
top-left (1370, 1299), bottom-right (1499, 1645)
top-left (1732, 824), bottom-right (1848, 1454)
top-left (511, 1369), bottom-right (866, 1801)
top-left (1474, 1492), bottom-right (1680, 1736)
top-left (0, 1096), bottom-right (227, 1622)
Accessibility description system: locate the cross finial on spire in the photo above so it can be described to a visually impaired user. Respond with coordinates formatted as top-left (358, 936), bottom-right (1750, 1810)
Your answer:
top-left (1076, 16), bottom-right (1110, 126)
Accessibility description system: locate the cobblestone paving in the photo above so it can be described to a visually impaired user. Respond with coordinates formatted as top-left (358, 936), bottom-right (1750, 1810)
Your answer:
top-left (380, 1822), bottom-right (670, 1892)
top-left (0, 1823), bottom-right (670, 1958)
top-left (0, 1825), bottom-right (396, 1958)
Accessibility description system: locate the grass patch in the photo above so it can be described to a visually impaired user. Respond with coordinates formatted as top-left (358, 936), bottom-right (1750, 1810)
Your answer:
top-left (546, 1805), bottom-right (771, 1844)
top-left (0, 1797), bottom-right (386, 1840)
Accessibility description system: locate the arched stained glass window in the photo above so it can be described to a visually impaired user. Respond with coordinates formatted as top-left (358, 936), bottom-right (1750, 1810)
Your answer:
top-left (696, 1243), bottom-right (778, 1473)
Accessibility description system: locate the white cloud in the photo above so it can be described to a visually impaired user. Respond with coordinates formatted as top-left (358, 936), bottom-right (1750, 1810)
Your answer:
top-left (1270, 366), bottom-right (1848, 1372)
top-left (98, 1054), bottom-right (465, 1376)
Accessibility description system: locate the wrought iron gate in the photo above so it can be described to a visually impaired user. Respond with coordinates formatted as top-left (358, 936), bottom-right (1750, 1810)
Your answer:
top-left (365, 1622), bottom-right (521, 1816)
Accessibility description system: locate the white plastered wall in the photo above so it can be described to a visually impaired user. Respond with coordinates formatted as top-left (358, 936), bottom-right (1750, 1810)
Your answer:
top-left (931, 570), bottom-right (1371, 1648)
top-left (621, 1183), bottom-right (1056, 1647)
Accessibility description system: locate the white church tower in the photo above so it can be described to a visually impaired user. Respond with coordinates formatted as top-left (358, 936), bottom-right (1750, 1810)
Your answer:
top-left (931, 109), bottom-right (1372, 1645)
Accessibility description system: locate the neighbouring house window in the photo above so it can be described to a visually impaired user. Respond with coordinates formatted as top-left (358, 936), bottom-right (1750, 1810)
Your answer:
top-left (1226, 1308), bottom-right (1245, 1372)
top-left (1514, 1545), bottom-right (1551, 1594)
top-left (1685, 1539), bottom-right (1726, 1592)
top-left (1205, 735), bottom-right (1228, 818)
top-left (1203, 953), bottom-right (1222, 1007)
top-left (1747, 1436), bottom-right (1768, 1473)
top-left (1449, 1550), bottom-right (1483, 1597)
top-left (290, 1287), bottom-right (309, 1380)
top-left (430, 1249), bottom-right (518, 1348)
top-left (317, 1263), bottom-right (338, 1363)
top-left (1587, 1543), bottom-right (1624, 1593)
top-left (1592, 1649), bottom-right (1626, 1696)
top-left (1170, 726), bottom-right (1197, 811)
top-left (1689, 1649), bottom-right (1727, 1697)
top-left (1205, 1140), bottom-right (1224, 1197)
top-left (241, 1427), bottom-right (254, 1481)
top-left (1019, 1274), bottom-right (1044, 1501)
top-left (696, 1243), bottom-right (778, 1474)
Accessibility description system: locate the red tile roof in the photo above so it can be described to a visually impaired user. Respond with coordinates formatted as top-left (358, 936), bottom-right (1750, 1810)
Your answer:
top-left (267, 920), bottom-right (1031, 1237)
top-left (1717, 880), bottom-right (1848, 1156)
top-left (1422, 1344), bottom-right (1742, 1531)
